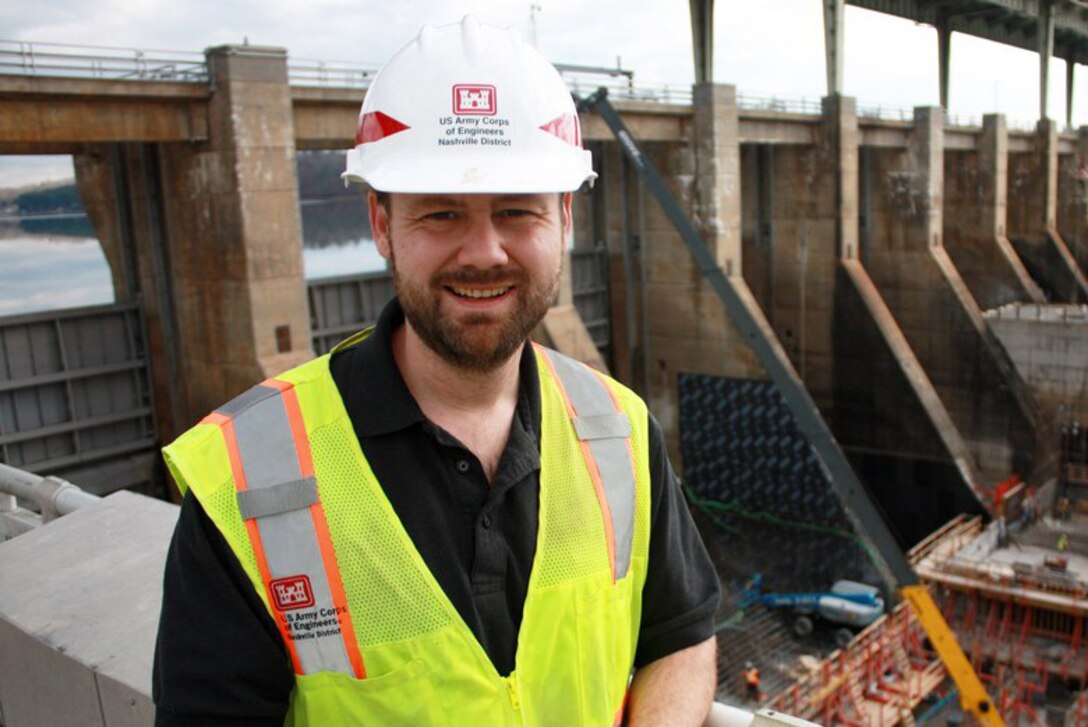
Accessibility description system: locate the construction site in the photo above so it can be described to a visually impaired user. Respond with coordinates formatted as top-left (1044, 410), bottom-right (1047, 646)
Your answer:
top-left (2, 0), bottom-right (1088, 725)
top-left (706, 426), bottom-right (1088, 725)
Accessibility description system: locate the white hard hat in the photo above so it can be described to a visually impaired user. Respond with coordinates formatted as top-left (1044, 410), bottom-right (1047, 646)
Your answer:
top-left (343, 16), bottom-right (596, 194)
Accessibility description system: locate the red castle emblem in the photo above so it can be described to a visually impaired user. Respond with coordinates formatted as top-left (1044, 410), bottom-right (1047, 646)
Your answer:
top-left (453, 84), bottom-right (497, 115)
top-left (270, 575), bottom-right (315, 611)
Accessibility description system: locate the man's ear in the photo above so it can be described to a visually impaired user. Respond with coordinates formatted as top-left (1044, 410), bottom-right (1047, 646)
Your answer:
top-left (561, 192), bottom-right (573, 239)
top-left (368, 191), bottom-right (392, 260)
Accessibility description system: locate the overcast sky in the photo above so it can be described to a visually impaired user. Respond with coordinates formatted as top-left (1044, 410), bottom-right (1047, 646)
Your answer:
top-left (2, 0), bottom-right (1085, 187)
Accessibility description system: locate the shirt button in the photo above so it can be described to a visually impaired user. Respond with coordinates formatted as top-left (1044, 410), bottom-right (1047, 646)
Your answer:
top-left (456, 459), bottom-right (470, 474)
top-left (482, 514), bottom-right (492, 529)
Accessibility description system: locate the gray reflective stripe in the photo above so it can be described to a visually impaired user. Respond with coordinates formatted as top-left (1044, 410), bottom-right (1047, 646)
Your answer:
top-left (236, 477), bottom-right (318, 520)
top-left (573, 414), bottom-right (632, 441)
top-left (224, 387), bottom-right (355, 677)
top-left (218, 383), bottom-right (279, 418)
top-left (542, 349), bottom-right (637, 580)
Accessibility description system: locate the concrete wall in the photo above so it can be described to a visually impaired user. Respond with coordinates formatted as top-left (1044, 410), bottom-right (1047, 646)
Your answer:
top-left (646, 99), bottom-right (766, 459)
top-left (0, 492), bottom-right (175, 727)
top-left (858, 108), bottom-right (1037, 488)
top-left (740, 142), bottom-right (838, 413)
top-left (987, 304), bottom-right (1088, 423)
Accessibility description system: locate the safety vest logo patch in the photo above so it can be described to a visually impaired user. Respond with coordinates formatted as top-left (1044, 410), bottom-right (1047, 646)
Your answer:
top-left (452, 85), bottom-right (497, 115)
top-left (271, 575), bottom-right (315, 611)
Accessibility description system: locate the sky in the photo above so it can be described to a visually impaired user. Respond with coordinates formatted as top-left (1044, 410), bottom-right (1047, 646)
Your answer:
top-left (1, 0), bottom-right (1085, 187)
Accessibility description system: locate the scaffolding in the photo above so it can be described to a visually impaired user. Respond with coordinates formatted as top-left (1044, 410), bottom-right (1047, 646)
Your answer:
top-left (913, 514), bottom-right (1088, 726)
top-left (756, 505), bottom-right (1088, 726)
top-left (764, 601), bottom-right (946, 726)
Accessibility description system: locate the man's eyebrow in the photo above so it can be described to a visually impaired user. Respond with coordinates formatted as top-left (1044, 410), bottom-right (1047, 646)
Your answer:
top-left (404, 195), bottom-right (467, 210)
top-left (492, 195), bottom-right (544, 203)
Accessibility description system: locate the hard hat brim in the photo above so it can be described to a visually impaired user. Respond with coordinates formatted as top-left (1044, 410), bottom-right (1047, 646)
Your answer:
top-left (344, 142), bottom-right (595, 194)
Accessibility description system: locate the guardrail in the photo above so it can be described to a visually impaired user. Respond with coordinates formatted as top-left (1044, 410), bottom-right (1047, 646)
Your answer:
top-left (738, 93), bottom-right (823, 115)
top-left (984, 301), bottom-right (1088, 322)
top-left (288, 57), bottom-right (380, 88)
top-left (0, 461), bottom-right (100, 539)
top-left (0, 38), bottom-right (1058, 130)
top-left (0, 39), bottom-right (207, 82)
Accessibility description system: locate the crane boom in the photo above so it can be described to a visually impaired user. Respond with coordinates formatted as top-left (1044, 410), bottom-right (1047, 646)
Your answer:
top-left (577, 87), bottom-right (1003, 725)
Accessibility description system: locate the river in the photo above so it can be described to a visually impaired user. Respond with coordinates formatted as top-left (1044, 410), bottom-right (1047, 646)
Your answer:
top-left (0, 197), bottom-right (386, 317)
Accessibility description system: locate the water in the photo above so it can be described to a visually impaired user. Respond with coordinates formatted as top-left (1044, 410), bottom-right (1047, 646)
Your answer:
top-left (0, 198), bottom-right (387, 317)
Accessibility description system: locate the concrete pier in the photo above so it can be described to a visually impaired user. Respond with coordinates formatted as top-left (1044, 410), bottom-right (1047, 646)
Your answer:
top-left (944, 114), bottom-right (1046, 308)
top-left (1008, 119), bottom-right (1088, 302)
top-left (72, 46), bottom-right (313, 445)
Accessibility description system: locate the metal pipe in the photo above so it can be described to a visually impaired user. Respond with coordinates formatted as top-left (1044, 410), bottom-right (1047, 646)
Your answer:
top-left (0, 462), bottom-right (100, 520)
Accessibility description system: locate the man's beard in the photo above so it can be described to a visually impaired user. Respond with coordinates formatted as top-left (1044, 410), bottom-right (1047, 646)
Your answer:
top-left (391, 248), bottom-right (560, 373)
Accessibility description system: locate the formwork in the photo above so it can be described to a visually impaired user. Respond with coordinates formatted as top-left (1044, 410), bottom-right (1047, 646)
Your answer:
top-left (764, 602), bottom-right (946, 727)
top-left (717, 506), bottom-right (1088, 726)
top-left (910, 504), bottom-right (1088, 726)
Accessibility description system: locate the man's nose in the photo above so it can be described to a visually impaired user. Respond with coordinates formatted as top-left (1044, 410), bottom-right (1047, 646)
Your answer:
top-left (457, 217), bottom-right (510, 269)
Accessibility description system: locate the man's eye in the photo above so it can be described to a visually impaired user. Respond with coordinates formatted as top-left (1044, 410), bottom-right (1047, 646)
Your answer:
top-left (423, 211), bottom-right (457, 221)
top-left (497, 208), bottom-right (533, 218)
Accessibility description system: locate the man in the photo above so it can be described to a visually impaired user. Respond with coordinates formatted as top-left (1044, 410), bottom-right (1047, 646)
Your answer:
top-left (743, 662), bottom-right (761, 702)
top-left (154, 16), bottom-right (720, 726)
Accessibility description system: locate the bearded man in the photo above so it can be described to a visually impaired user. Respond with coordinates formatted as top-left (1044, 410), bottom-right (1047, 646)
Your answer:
top-left (153, 16), bottom-right (720, 726)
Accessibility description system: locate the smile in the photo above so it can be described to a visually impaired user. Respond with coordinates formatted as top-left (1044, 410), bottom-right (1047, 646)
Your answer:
top-left (448, 286), bottom-right (511, 299)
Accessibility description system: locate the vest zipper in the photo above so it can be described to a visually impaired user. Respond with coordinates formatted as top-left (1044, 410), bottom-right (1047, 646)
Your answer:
top-left (505, 674), bottom-right (521, 711)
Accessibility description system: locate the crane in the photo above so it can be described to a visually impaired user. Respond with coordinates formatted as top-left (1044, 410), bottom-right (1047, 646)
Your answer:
top-left (577, 87), bottom-right (1004, 726)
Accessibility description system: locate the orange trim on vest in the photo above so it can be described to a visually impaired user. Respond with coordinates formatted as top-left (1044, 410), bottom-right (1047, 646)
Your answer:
top-left (536, 348), bottom-right (618, 583)
top-left (262, 378), bottom-right (315, 477)
top-left (270, 377), bottom-right (368, 680)
top-left (613, 686), bottom-right (630, 726)
top-left (208, 411), bottom-right (305, 674)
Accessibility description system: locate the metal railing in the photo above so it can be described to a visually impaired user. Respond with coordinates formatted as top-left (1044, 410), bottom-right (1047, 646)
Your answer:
top-left (859, 102), bottom-right (1038, 131)
top-left (984, 301), bottom-right (1088, 322)
top-left (0, 462), bottom-right (99, 518)
top-left (0, 461), bottom-right (100, 539)
top-left (286, 53), bottom-right (697, 105)
top-left (288, 57), bottom-right (381, 88)
top-left (0, 39), bottom-right (207, 82)
top-left (0, 38), bottom-right (1063, 131)
top-left (857, 102), bottom-right (916, 122)
top-left (738, 93), bottom-right (823, 116)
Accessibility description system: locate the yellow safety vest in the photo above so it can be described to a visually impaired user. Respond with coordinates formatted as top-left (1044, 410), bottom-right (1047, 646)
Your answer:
top-left (164, 334), bottom-right (651, 726)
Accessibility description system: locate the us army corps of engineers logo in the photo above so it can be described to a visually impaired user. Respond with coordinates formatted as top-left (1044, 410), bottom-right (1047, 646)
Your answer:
top-left (271, 574), bottom-right (345, 641)
top-left (438, 84), bottom-right (512, 148)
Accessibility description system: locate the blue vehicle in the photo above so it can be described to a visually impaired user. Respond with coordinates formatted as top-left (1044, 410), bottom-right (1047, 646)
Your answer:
top-left (739, 574), bottom-right (885, 646)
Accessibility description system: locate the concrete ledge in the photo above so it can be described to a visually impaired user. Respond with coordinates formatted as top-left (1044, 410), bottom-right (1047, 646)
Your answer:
top-left (0, 491), bottom-right (178, 727)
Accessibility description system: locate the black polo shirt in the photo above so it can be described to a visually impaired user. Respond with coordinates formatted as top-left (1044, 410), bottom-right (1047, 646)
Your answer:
top-left (153, 299), bottom-right (720, 726)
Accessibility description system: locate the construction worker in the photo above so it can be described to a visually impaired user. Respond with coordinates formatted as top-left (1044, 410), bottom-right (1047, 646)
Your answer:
top-left (152, 17), bottom-right (720, 727)
top-left (743, 661), bottom-right (761, 701)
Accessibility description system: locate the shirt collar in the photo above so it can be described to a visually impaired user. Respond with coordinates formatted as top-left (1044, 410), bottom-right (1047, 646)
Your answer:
top-left (330, 297), bottom-right (542, 442)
